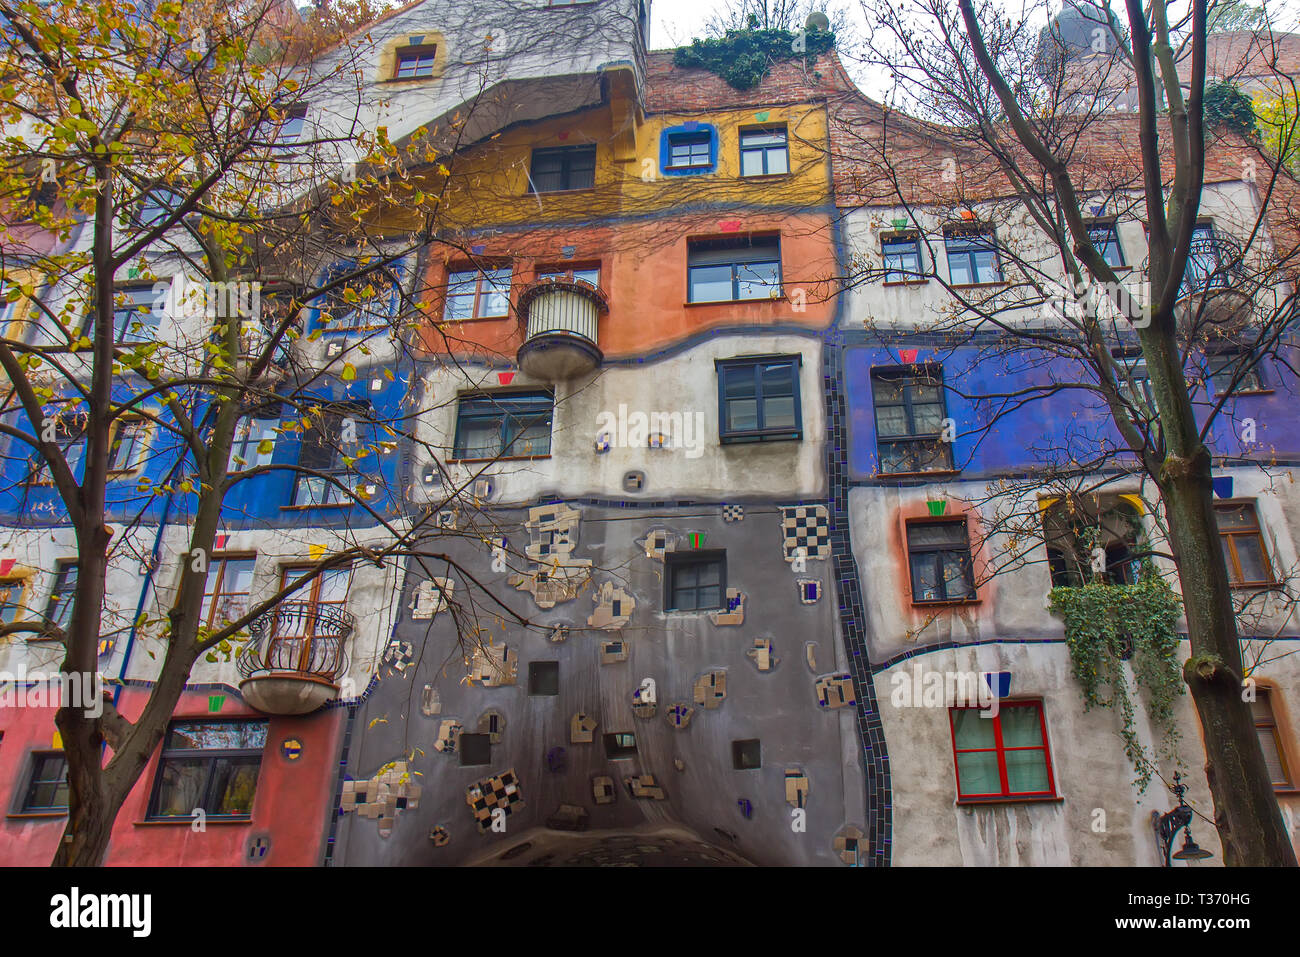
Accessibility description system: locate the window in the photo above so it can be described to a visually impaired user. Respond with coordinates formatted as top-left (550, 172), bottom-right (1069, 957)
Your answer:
top-left (716, 355), bottom-right (802, 443)
top-left (147, 720), bottom-right (268, 819)
top-left (1183, 223), bottom-right (1229, 294)
top-left (666, 131), bottom-right (712, 170)
top-left (229, 415), bottom-right (279, 471)
top-left (20, 752), bottom-right (68, 813)
top-left (444, 267), bottom-right (511, 320)
top-left (950, 701), bottom-right (1056, 800)
top-left (528, 661), bottom-right (560, 696)
top-left (452, 391), bottom-right (553, 460)
top-left (200, 556), bottom-right (256, 631)
top-left (538, 266), bottom-right (599, 289)
top-left (28, 407), bottom-right (87, 484)
top-left (1207, 348), bottom-right (1265, 396)
top-left (687, 236), bottom-right (782, 303)
top-left (944, 227), bottom-right (1002, 285)
top-left (529, 145), bottom-right (596, 192)
top-left (273, 565), bottom-right (351, 668)
top-left (111, 285), bottom-right (161, 343)
top-left (1087, 222), bottom-right (1126, 269)
top-left (1216, 503), bottom-right (1274, 586)
top-left (106, 418), bottom-right (150, 473)
top-left (907, 521), bottom-right (975, 603)
top-left (603, 732), bottom-right (637, 758)
top-left (882, 234), bottom-right (923, 282)
top-left (44, 563), bottom-right (78, 632)
top-left (313, 269), bottom-right (398, 333)
top-left (276, 105), bottom-right (308, 146)
top-left (1252, 689), bottom-right (1294, 789)
top-left (871, 368), bottom-right (954, 474)
top-left (1114, 351), bottom-right (1156, 415)
top-left (739, 126), bottom-right (788, 176)
top-left (0, 575), bottom-right (30, 624)
top-left (139, 189), bottom-right (183, 228)
top-left (1044, 497), bottom-right (1142, 587)
top-left (665, 550), bottom-right (726, 611)
top-left (731, 738), bottom-right (762, 770)
top-left (292, 404), bottom-right (375, 507)
top-left (394, 45), bottom-right (437, 79)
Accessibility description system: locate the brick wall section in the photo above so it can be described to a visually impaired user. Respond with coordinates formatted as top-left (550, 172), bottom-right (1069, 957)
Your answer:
top-left (643, 49), bottom-right (857, 113)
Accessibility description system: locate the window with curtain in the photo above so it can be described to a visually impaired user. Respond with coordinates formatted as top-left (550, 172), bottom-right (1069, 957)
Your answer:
top-left (452, 391), bottom-right (553, 460)
top-left (872, 367), bottom-right (954, 474)
top-left (907, 521), bottom-right (975, 603)
top-left (1252, 689), bottom-right (1294, 789)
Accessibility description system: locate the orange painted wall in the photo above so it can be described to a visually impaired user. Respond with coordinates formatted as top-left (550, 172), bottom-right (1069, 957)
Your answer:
top-left (418, 210), bottom-right (838, 360)
top-left (0, 687), bottom-right (342, 866)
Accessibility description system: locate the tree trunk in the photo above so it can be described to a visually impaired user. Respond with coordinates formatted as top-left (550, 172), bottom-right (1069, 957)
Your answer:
top-left (1161, 454), bottom-right (1297, 865)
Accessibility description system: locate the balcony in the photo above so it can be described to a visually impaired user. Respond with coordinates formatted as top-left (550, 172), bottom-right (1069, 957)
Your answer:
top-left (515, 276), bottom-right (607, 381)
top-left (1174, 235), bottom-right (1252, 336)
top-left (237, 600), bottom-right (352, 715)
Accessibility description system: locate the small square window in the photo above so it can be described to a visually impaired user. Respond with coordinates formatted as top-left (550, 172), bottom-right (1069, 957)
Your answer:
top-left (716, 355), bottom-right (802, 443)
top-left (871, 367), bottom-right (955, 474)
top-left (944, 227), bottom-right (1002, 285)
top-left (529, 145), bottom-right (596, 192)
top-left (667, 131), bottom-right (712, 169)
top-left (44, 562), bottom-right (78, 633)
top-left (603, 732), bottom-right (638, 759)
top-left (21, 751), bottom-right (68, 813)
top-left (882, 234), bottom-right (924, 282)
top-left (950, 701), bottom-right (1055, 800)
top-left (147, 720), bottom-right (268, 819)
top-left (395, 46), bottom-right (438, 79)
top-left (688, 236), bottom-right (781, 303)
top-left (739, 127), bottom-right (788, 176)
top-left (906, 521), bottom-right (975, 603)
top-left (665, 550), bottom-right (726, 611)
top-left (459, 733), bottom-right (492, 766)
top-left (528, 661), bottom-right (559, 696)
top-left (453, 391), bottom-right (554, 460)
top-left (1087, 222), bottom-right (1126, 269)
top-left (731, 738), bottom-right (761, 770)
top-left (1207, 348), bottom-right (1265, 396)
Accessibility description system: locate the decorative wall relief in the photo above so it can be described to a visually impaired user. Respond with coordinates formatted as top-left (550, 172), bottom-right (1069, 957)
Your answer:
top-left (468, 644), bottom-right (518, 687)
top-left (509, 504), bottom-right (592, 608)
top-left (570, 712), bottom-right (598, 743)
top-left (636, 528), bottom-right (675, 561)
top-left (341, 761), bottom-right (422, 838)
top-left (434, 719), bottom-right (463, 754)
top-left (666, 703), bottom-right (695, 729)
top-left (411, 576), bottom-right (454, 619)
top-left (709, 588), bottom-right (744, 626)
top-left (465, 769), bottom-right (524, 832)
top-left (600, 637), bottom-right (629, 664)
top-left (781, 505), bottom-right (831, 562)
top-left (380, 640), bottom-right (414, 677)
top-left (693, 670), bottom-right (727, 709)
top-left (815, 673), bottom-right (857, 710)
top-left (747, 638), bottom-right (777, 671)
top-left (785, 768), bottom-right (809, 808)
top-left (588, 580), bottom-right (635, 630)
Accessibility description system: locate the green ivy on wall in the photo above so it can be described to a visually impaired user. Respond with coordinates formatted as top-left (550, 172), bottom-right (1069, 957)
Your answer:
top-left (673, 28), bottom-right (836, 91)
top-left (1204, 81), bottom-right (1257, 138)
top-left (1048, 575), bottom-right (1184, 792)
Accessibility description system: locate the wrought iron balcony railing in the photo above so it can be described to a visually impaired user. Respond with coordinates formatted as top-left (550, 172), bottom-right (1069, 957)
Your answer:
top-left (1177, 235), bottom-right (1243, 299)
top-left (237, 600), bottom-right (352, 684)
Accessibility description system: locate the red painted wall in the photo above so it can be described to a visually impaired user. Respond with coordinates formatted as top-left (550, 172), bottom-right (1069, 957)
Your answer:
top-left (0, 686), bottom-right (342, 866)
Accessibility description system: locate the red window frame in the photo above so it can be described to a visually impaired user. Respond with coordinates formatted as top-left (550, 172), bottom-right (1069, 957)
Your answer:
top-left (949, 700), bottom-right (1057, 801)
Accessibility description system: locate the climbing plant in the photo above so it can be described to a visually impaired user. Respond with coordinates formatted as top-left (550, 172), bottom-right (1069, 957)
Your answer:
top-left (1049, 572), bottom-right (1184, 792)
top-left (673, 28), bottom-right (835, 90)
top-left (1204, 81), bottom-right (1257, 138)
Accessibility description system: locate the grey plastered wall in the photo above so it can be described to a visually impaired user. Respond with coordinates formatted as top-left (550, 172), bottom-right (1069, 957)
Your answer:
top-left (330, 500), bottom-right (864, 865)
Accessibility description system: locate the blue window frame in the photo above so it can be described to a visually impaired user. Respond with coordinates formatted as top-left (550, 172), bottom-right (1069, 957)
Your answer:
top-left (739, 126), bottom-right (788, 176)
top-left (944, 227), bottom-right (1002, 285)
top-left (452, 391), bottom-right (554, 460)
top-left (395, 46), bottom-right (437, 79)
top-left (44, 562), bottom-right (78, 631)
top-left (28, 405), bottom-right (87, 485)
top-left (660, 124), bottom-right (717, 176)
top-left (111, 284), bottom-right (162, 343)
top-left (688, 236), bottom-right (781, 303)
top-left (715, 355), bottom-right (802, 443)
top-left (291, 402), bottom-right (375, 507)
top-left (1087, 222), bottom-right (1125, 268)
top-left (872, 366), bottom-right (955, 474)
top-left (883, 234), bottom-right (924, 282)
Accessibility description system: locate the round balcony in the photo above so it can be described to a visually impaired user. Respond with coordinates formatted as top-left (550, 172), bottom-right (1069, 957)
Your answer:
top-left (237, 600), bottom-right (352, 715)
top-left (515, 276), bottom-right (608, 381)
top-left (1171, 236), bottom-right (1253, 337)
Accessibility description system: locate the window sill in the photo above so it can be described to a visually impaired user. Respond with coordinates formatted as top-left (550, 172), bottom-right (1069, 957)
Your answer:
top-left (740, 172), bottom-right (793, 181)
top-left (1228, 580), bottom-right (1281, 590)
top-left (7, 811), bottom-right (66, 819)
top-left (883, 278), bottom-right (931, 287)
top-left (662, 166), bottom-right (715, 176)
top-left (720, 432), bottom-right (802, 444)
top-left (441, 314), bottom-right (511, 323)
top-left (1218, 389), bottom-right (1274, 398)
top-left (877, 469), bottom-right (962, 479)
top-left (449, 454), bottom-right (551, 464)
top-left (1272, 787), bottom-right (1300, 796)
top-left (136, 816), bottom-right (253, 826)
top-left (911, 598), bottom-right (980, 608)
top-left (280, 502), bottom-right (356, 512)
top-left (950, 281), bottom-right (1007, 290)
top-left (685, 297), bottom-right (788, 307)
top-left (313, 326), bottom-right (389, 336)
top-left (956, 795), bottom-right (1063, 807)
top-left (526, 187), bottom-right (595, 197)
